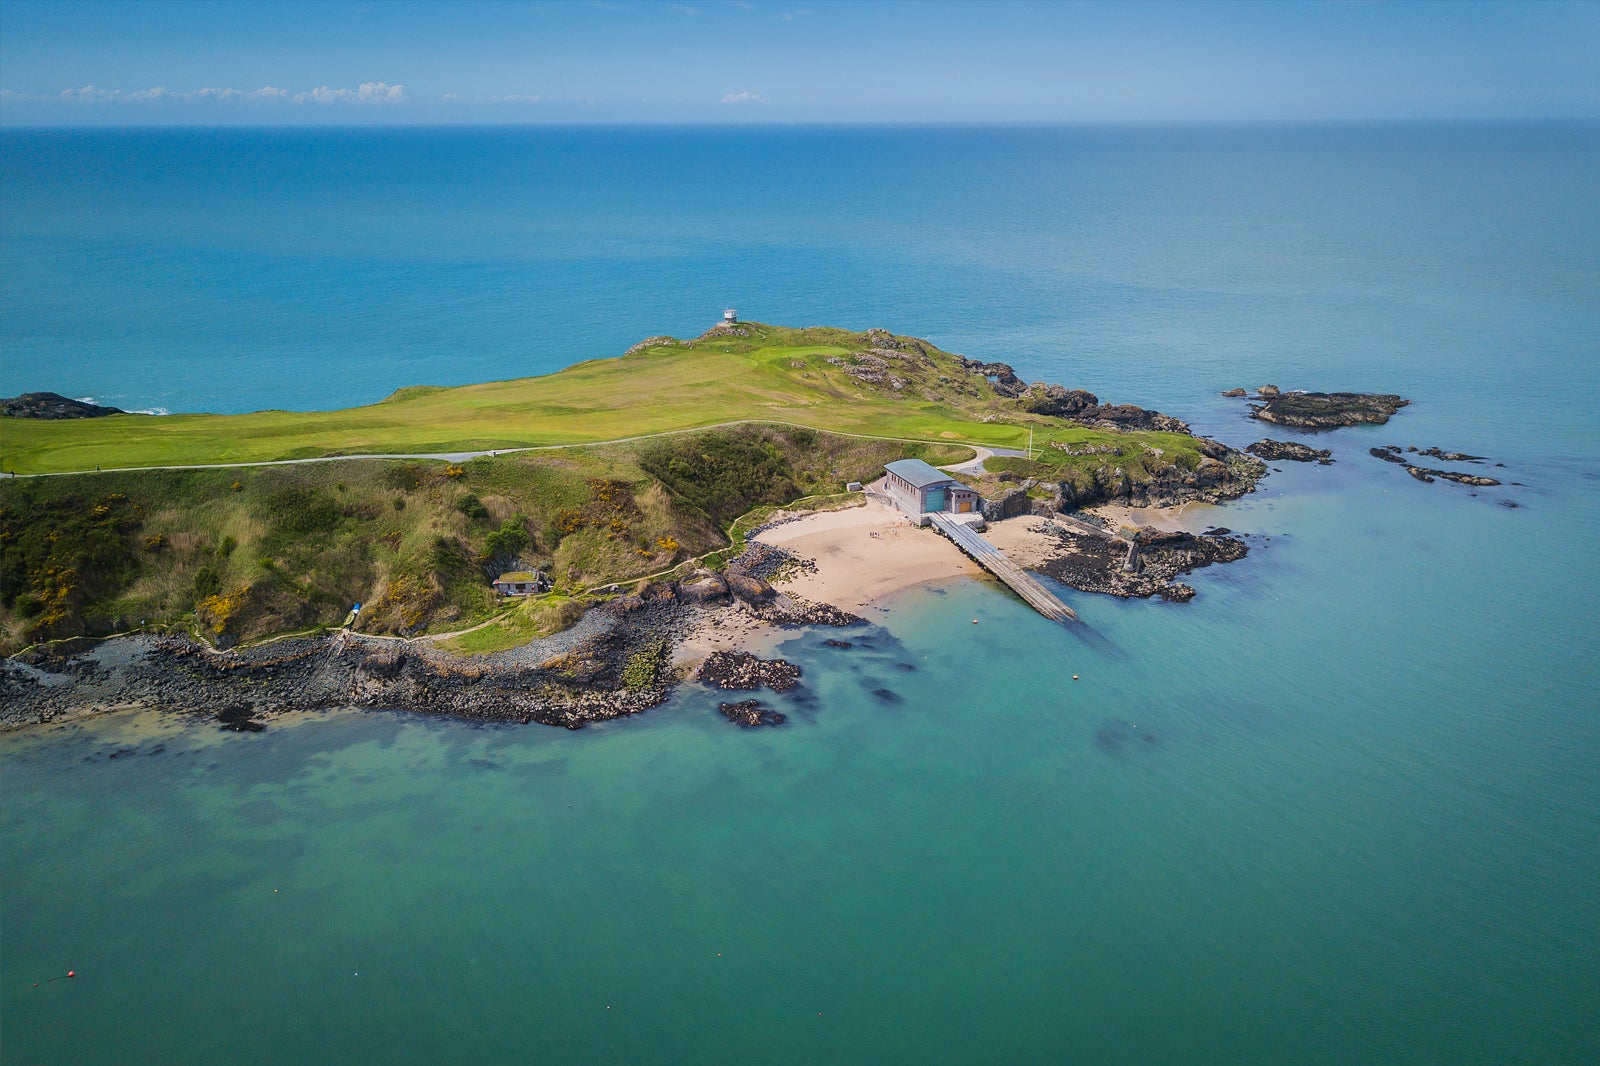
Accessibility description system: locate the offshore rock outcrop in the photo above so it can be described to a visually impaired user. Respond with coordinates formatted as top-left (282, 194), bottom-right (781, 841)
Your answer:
top-left (1, 391), bottom-right (125, 419)
top-left (696, 651), bottom-right (802, 692)
top-left (1370, 445), bottom-right (1503, 487)
top-left (1244, 389), bottom-right (1411, 429)
top-left (716, 699), bottom-right (786, 728)
top-left (1247, 439), bottom-right (1333, 464)
top-left (1032, 525), bottom-right (1249, 602)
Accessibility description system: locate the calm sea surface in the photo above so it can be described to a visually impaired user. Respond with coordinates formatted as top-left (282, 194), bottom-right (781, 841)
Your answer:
top-left (3, 125), bottom-right (1598, 1063)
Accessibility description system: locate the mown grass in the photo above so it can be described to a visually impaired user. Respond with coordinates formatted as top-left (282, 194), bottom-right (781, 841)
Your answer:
top-left (2, 324), bottom-right (1026, 475)
top-left (435, 595), bottom-right (588, 656)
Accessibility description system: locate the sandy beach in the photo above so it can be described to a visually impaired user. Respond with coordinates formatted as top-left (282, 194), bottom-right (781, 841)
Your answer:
top-left (752, 499), bottom-right (981, 614)
top-left (1084, 501), bottom-right (1217, 533)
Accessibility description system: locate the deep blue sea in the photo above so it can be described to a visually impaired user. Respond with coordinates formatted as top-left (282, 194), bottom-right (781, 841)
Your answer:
top-left (3, 124), bottom-right (1598, 1064)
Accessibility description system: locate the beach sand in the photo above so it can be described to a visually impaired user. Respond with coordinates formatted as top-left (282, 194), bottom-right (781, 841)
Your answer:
top-left (1083, 501), bottom-right (1217, 533)
top-left (752, 499), bottom-right (981, 615)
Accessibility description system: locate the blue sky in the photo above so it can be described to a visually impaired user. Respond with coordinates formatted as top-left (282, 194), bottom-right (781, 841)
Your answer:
top-left (2, 0), bottom-right (1596, 125)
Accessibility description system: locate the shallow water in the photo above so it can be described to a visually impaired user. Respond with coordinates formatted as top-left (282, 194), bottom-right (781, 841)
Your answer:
top-left (3, 124), bottom-right (1599, 1063)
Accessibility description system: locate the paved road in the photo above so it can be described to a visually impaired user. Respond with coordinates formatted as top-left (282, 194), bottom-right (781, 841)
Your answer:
top-left (940, 446), bottom-right (1029, 476)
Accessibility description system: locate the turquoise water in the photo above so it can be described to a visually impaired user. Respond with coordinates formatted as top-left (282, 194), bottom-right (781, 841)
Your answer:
top-left (3, 125), bottom-right (1599, 1062)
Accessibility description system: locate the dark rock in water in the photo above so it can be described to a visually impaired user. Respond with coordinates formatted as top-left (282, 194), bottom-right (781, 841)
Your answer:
top-left (1034, 524), bottom-right (1248, 602)
top-left (823, 639), bottom-right (853, 649)
top-left (1094, 721), bottom-right (1128, 755)
top-left (1, 391), bottom-right (126, 419)
top-left (716, 699), bottom-right (786, 728)
top-left (698, 651), bottom-right (801, 692)
top-left (1417, 446), bottom-right (1487, 463)
top-left (1406, 466), bottom-right (1501, 487)
top-left (869, 687), bottom-right (904, 705)
top-left (1433, 469), bottom-right (1500, 487)
top-left (1247, 439), bottom-right (1333, 464)
top-left (1250, 391), bottom-right (1410, 429)
top-left (1370, 446), bottom-right (1409, 465)
top-left (1499, 499), bottom-right (1520, 509)
top-left (106, 747), bottom-right (138, 760)
top-left (1095, 720), bottom-right (1159, 754)
top-left (216, 702), bottom-right (266, 732)
top-left (1221, 388), bottom-right (1248, 397)
top-left (893, 661), bottom-right (917, 672)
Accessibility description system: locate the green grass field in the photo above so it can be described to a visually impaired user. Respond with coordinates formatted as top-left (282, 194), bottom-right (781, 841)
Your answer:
top-left (1, 324), bottom-right (1035, 475)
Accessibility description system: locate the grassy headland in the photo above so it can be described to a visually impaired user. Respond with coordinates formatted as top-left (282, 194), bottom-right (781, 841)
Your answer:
top-left (1, 324), bottom-right (1242, 653)
top-left (4, 324), bottom-right (1029, 475)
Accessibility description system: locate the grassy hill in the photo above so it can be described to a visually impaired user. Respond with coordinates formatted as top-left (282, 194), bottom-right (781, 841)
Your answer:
top-left (1, 323), bottom-right (1238, 654)
top-left (3, 324), bottom-right (1038, 475)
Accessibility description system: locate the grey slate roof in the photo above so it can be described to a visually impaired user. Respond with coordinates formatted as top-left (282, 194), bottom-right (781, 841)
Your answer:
top-left (885, 458), bottom-right (960, 489)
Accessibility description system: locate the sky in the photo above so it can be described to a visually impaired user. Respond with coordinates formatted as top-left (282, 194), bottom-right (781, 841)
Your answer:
top-left (1, 0), bottom-right (1597, 125)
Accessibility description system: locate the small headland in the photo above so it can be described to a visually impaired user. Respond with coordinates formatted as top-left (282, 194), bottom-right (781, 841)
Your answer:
top-left (1, 391), bottom-right (125, 420)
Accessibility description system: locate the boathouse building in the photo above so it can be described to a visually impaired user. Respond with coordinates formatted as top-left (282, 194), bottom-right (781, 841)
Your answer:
top-left (882, 458), bottom-right (981, 517)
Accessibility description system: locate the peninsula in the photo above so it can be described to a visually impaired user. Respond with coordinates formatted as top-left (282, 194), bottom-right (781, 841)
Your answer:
top-left (2, 322), bottom-right (1266, 729)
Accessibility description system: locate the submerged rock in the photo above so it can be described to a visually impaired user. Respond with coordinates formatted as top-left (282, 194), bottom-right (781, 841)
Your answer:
top-left (716, 699), bottom-right (786, 728)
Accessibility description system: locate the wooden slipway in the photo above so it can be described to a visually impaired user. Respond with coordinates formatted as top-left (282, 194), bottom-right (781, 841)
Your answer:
top-left (927, 513), bottom-right (1077, 623)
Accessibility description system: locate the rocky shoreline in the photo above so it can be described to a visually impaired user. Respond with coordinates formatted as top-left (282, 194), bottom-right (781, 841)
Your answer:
top-left (0, 542), bottom-right (862, 734)
top-left (1031, 524), bottom-right (1250, 602)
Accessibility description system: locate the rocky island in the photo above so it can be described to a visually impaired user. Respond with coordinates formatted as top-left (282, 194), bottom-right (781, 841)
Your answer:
top-left (1231, 385), bottom-right (1411, 429)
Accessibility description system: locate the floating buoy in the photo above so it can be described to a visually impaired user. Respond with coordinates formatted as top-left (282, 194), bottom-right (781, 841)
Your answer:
top-left (67, 971), bottom-right (75, 978)
top-left (972, 619), bottom-right (979, 624)
top-left (1072, 675), bottom-right (1079, 681)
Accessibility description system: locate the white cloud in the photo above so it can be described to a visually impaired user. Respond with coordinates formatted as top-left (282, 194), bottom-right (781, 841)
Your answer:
top-left (721, 90), bottom-right (762, 104)
top-left (0, 82), bottom-right (403, 106)
top-left (292, 82), bottom-right (407, 105)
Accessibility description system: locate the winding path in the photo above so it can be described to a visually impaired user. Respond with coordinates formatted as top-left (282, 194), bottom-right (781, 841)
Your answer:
top-left (1, 419), bottom-right (1014, 479)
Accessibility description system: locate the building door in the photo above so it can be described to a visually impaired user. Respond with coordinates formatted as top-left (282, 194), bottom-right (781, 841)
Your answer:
top-left (925, 487), bottom-right (946, 512)
top-left (957, 498), bottom-right (973, 514)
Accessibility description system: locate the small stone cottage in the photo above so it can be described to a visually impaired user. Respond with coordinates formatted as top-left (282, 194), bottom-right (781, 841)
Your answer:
top-left (492, 571), bottom-right (548, 597)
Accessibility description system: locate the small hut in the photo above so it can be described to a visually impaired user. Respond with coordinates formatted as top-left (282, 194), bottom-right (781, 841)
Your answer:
top-left (492, 571), bottom-right (548, 597)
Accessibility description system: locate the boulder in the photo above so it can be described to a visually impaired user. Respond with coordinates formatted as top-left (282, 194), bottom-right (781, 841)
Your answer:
top-left (678, 570), bottom-right (728, 603)
top-left (1020, 384), bottom-right (1098, 417)
top-left (725, 572), bottom-right (776, 604)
